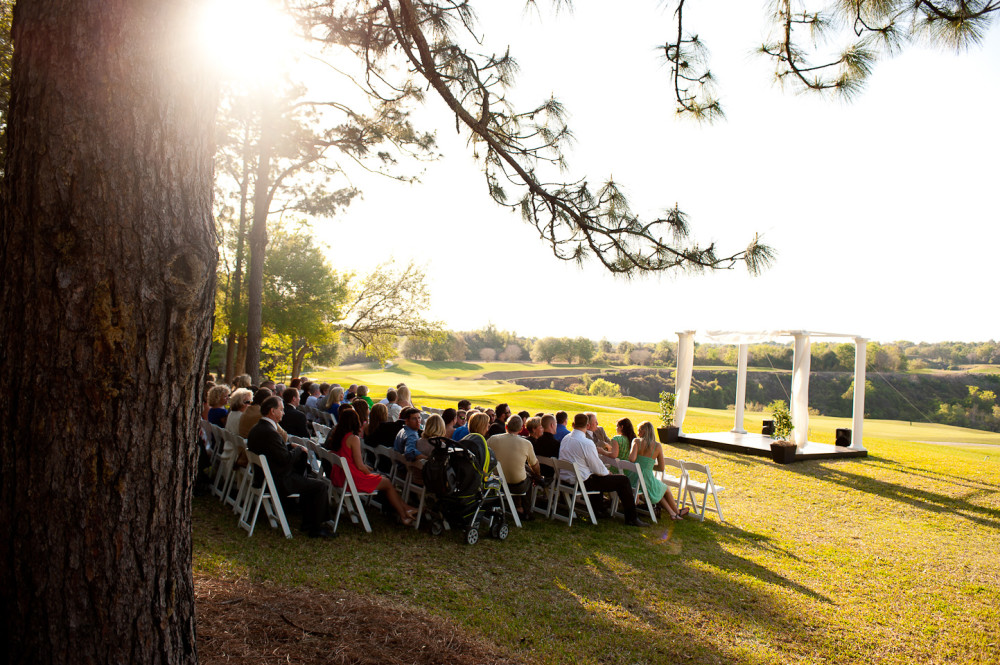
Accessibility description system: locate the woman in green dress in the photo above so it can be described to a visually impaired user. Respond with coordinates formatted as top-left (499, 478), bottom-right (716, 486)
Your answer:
top-left (628, 421), bottom-right (689, 520)
top-left (609, 417), bottom-right (637, 461)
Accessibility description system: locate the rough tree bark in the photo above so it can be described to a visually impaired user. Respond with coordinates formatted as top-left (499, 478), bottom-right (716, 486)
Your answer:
top-left (0, 1), bottom-right (217, 663)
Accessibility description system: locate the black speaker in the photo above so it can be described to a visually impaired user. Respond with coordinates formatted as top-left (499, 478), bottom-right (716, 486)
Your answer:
top-left (835, 428), bottom-right (851, 447)
top-left (762, 420), bottom-right (775, 436)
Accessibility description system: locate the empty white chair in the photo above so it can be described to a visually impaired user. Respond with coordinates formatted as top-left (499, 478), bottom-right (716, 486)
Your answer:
top-left (680, 461), bottom-right (725, 522)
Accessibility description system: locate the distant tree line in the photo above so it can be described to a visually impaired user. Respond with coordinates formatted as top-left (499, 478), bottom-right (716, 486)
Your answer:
top-left (397, 330), bottom-right (1000, 373)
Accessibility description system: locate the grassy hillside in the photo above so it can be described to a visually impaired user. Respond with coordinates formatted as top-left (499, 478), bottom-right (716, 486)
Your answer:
top-left (194, 366), bottom-right (1000, 663)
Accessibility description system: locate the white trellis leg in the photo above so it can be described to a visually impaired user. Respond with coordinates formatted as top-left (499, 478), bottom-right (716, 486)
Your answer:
top-left (791, 332), bottom-right (811, 448)
top-left (674, 331), bottom-right (696, 435)
top-left (731, 343), bottom-right (748, 434)
top-left (852, 337), bottom-right (868, 452)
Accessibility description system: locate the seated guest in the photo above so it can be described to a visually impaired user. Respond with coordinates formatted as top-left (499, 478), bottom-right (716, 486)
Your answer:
top-left (414, 414), bottom-right (446, 462)
top-left (274, 382), bottom-right (286, 397)
top-left (486, 403), bottom-right (510, 437)
top-left (351, 398), bottom-right (370, 432)
top-left (325, 407), bottom-right (416, 526)
top-left (531, 414), bottom-right (561, 479)
top-left (586, 412), bottom-right (613, 454)
top-left (451, 409), bottom-right (469, 441)
top-left (289, 378), bottom-right (301, 390)
top-left (385, 389), bottom-right (401, 421)
top-left (628, 421), bottom-right (689, 520)
top-left (357, 385), bottom-right (374, 408)
top-left (517, 410), bottom-right (531, 436)
top-left (201, 382), bottom-right (215, 421)
top-left (366, 403), bottom-right (404, 447)
top-left (457, 399), bottom-right (472, 412)
top-left (240, 388), bottom-right (283, 440)
top-left (554, 411), bottom-right (570, 442)
top-left (610, 417), bottom-right (637, 460)
top-left (299, 380), bottom-right (313, 403)
top-left (558, 413), bottom-right (646, 527)
top-left (233, 374), bottom-right (252, 390)
top-left (487, 415), bottom-right (541, 518)
top-left (465, 411), bottom-right (490, 443)
top-left (206, 385), bottom-right (231, 427)
top-left (260, 379), bottom-right (276, 392)
top-left (378, 388), bottom-right (392, 406)
top-left (280, 387), bottom-right (310, 438)
top-left (394, 407), bottom-right (423, 461)
top-left (247, 397), bottom-right (333, 538)
top-left (225, 388), bottom-right (253, 435)
top-left (525, 416), bottom-right (543, 446)
top-left (305, 383), bottom-right (323, 411)
top-left (324, 386), bottom-right (344, 416)
top-left (344, 384), bottom-right (358, 402)
top-left (441, 408), bottom-right (457, 438)
top-left (396, 385), bottom-right (414, 410)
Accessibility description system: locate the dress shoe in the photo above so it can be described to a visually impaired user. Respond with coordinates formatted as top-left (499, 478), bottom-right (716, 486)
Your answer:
top-left (307, 526), bottom-right (337, 538)
top-left (624, 517), bottom-right (649, 527)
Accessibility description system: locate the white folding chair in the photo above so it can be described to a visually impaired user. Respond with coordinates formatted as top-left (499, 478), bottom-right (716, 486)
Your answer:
top-left (550, 459), bottom-right (600, 525)
top-left (209, 423), bottom-right (227, 467)
top-left (307, 441), bottom-right (375, 533)
top-left (238, 451), bottom-right (296, 538)
top-left (313, 422), bottom-right (331, 443)
top-left (600, 455), bottom-right (657, 523)
top-left (680, 461), bottom-right (725, 522)
top-left (530, 455), bottom-right (558, 517)
top-left (657, 457), bottom-right (688, 502)
top-left (401, 458), bottom-right (429, 529)
top-left (493, 461), bottom-right (523, 528)
top-left (210, 429), bottom-right (237, 499)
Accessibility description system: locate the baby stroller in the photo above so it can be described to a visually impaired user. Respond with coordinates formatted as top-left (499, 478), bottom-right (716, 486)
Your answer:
top-left (422, 433), bottom-right (509, 544)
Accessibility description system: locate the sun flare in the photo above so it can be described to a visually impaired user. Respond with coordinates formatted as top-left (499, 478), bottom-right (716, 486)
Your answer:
top-left (196, 0), bottom-right (299, 83)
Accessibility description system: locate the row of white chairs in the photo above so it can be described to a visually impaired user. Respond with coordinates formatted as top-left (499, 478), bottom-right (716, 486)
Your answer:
top-left (529, 454), bottom-right (725, 525)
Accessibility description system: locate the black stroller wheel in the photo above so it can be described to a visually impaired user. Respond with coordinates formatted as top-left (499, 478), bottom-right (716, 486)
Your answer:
top-left (492, 521), bottom-right (509, 541)
top-left (465, 527), bottom-right (479, 545)
top-left (430, 521), bottom-right (444, 536)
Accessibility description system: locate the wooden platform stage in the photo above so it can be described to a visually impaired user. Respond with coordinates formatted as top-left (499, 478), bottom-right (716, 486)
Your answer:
top-left (677, 431), bottom-right (868, 462)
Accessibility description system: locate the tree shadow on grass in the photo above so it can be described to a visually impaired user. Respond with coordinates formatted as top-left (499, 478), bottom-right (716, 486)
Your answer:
top-left (785, 460), bottom-right (1000, 531)
top-left (408, 360), bottom-right (483, 372)
top-left (544, 524), bottom-right (836, 663)
top-left (865, 454), bottom-right (1000, 491)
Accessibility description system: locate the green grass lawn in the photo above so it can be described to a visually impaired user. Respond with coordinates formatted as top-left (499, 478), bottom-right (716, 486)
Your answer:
top-left (196, 362), bottom-right (1000, 663)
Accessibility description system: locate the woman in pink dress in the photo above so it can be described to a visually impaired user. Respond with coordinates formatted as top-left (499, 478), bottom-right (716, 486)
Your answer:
top-left (325, 406), bottom-right (416, 526)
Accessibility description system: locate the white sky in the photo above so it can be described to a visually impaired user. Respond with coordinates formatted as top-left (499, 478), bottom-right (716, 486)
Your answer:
top-left (250, 1), bottom-right (1000, 344)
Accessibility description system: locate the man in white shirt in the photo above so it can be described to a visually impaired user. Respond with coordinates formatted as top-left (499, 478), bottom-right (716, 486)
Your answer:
top-left (558, 413), bottom-right (645, 527)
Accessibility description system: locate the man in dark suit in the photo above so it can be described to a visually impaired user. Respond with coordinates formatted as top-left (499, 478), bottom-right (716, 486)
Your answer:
top-left (247, 396), bottom-right (333, 538)
top-left (280, 387), bottom-right (310, 438)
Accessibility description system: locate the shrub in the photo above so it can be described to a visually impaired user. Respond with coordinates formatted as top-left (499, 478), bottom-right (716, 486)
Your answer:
top-left (589, 378), bottom-right (622, 398)
top-left (658, 391), bottom-right (676, 428)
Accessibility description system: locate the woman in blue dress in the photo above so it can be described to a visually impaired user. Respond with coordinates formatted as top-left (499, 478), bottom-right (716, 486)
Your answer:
top-left (628, 421), bottom-right (689, 520)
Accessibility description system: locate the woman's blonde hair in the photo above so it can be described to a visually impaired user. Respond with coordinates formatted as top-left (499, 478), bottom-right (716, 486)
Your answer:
top-left (635, 421), bottom-right (658, 457)
top-left (396, 385), bottom-right (412, 406)
top-left (423, 414), bottom-right (446, 439)
top-left (467, 411), bottom-right (490, 436)
top-left (232, 374), bottom-right (252, 389)
top-left (323, 386), bottom-right (344, 410)
top-left (207, 384), bottom-right (231, 408)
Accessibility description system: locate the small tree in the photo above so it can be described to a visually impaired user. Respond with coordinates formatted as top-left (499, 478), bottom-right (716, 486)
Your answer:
top-left (769, 400), bottom-right (794, 442)
top-left (659, 390), bottom-right (677, 428)
top-left (589, 378), bottom-right (622, 398)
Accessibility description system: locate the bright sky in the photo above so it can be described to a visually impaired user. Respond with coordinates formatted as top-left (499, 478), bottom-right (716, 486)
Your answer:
top-left (208, 1), bottom-right (1000, 345)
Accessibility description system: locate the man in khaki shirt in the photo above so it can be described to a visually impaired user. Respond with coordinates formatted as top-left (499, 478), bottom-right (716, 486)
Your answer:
top-left (487, 415), bottom-right (541, 516)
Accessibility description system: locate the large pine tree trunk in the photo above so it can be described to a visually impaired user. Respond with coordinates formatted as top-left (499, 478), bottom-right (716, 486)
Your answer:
top-left (0, 1), bottom-right (217, 663)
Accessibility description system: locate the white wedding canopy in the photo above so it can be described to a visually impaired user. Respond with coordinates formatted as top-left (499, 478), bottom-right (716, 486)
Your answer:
top-left (672, 330), bottom-right (868, 452)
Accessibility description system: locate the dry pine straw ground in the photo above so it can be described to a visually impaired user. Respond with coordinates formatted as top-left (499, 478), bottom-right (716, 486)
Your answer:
top-left (195, 574), bottom-right (518, 665)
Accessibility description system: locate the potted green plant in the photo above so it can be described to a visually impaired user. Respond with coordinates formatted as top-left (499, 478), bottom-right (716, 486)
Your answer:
top-left (768, 400), bottom-right (796, 463)
top-left (656, 391), bottom-right (680, 443)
